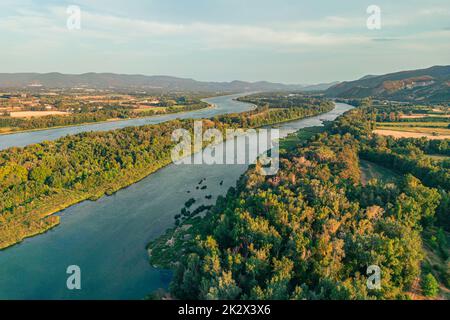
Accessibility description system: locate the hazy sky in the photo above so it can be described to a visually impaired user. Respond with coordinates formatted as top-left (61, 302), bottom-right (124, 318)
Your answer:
top-left (0, 0), bottom-right (449, 83)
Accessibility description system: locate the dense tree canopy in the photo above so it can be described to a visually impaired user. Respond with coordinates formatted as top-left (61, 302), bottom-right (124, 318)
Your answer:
top-left (0, 96), bottom-right (332, 249)
top-left (148, 99), bottom-right (449, 300)
top-left (0, 102), bottom-right (207, 132)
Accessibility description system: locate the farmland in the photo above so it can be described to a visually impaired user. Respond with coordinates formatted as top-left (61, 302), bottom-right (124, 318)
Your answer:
top-left (0, 89), bottom-right (210, 133)
top-left (373, 129), bottom-right (450, 140)
top-left (374, 106), bottom-right (450, 140)
top-left (9, 111), bottom-right (70, 118)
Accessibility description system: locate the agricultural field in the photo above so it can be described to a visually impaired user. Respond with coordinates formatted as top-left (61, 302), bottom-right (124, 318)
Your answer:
top-left (374, 107), bottom-right (450, 140)
top-left (377, 122), bottom-right (449, 128)
top-left (374, 123), bottom-right (450, 135)
top-left (0, 90), bottom-right (209, 133)
top-left (373, 129), bottom-right (450, 140)
top-left (9, 111), bottom-right (70, 118)
top-left (400, 114), bottom-right (450, 119)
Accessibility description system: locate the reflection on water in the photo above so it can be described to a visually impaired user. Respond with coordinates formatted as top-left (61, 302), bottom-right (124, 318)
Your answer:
top-left (0, 93), bottom-right (255, 151)
top-left (0, 98), bottom-right (352, 300)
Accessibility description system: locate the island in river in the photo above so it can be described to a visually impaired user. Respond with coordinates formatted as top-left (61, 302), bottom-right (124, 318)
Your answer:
top-left (0, 94), bottom-right (333, 250)
top-left (0, 94), bottom-right (353, 299)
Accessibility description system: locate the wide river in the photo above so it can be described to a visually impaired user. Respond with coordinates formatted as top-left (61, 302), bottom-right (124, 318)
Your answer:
top-left (0, 93), bottom-right (256, 151)
top-left (0, 94), bottom-right (352, 299)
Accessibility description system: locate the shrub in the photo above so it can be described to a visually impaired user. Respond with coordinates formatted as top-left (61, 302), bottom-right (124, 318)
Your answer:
top-left (421, 273), bottom-right (439, 297)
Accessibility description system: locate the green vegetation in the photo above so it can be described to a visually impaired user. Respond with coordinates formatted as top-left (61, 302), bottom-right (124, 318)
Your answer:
top-left (371, 103), bottom-right (450, 137)
top-left (279, 127), bottom-right (325, 152)
top-left (375, 124), bottom-right (450, 136)
top-left (377, 122), bottom-right (449, 128)
top-left (0, 101), bottom-right (208, 134)
top-left (0, 96), bottom-right (333, 249)
top-left (148, 99), bottom-right (449, 300)
top-left (426, 154), bottom-right (450, 161)
top-left (238, 92), bottom-right (327, 110)
top-left (359, 160), bottom-right (399, 185)
top-left (421, 273), bottom-right (440, 297)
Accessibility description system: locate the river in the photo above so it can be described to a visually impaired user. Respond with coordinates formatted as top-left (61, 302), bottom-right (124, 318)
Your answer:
top-left (0, 95), bottom-right (352, 299)
top-left (0, 93), bottom-right (256, 151)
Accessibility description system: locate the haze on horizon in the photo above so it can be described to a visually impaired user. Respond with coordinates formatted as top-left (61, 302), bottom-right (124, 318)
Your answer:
top-left (0, 0), bottom-right (449, 84)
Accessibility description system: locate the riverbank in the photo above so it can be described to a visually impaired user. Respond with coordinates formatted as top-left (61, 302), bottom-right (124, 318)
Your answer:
top-left (146, 125), bottom-right (327, 269)
top-left (147, 102), bottom-right (448, 300)
top-left (0, 98), bottom-right (333, 250)
top-left (0, 93), bottom-right (255, 151)
top-left (0, 103), bottom-right (214, 136)
top-left (0, 100), bottom-right (352, 300)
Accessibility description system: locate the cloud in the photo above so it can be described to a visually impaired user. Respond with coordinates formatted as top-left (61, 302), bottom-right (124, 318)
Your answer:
top-left (418, 7), bottom-right (450, 16)
top-left (0, 5), bottom-right (372, 50)
top-left (288, 15), bottom-right (366, 30)
top-left (371, 38), bottom-right (400, 42)
top-left (0, 3), bottom-right (449, 57)
top-left (76, 8), bottom-right (373, 48)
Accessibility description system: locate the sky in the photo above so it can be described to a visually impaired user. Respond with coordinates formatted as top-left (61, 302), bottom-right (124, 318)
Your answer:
top-left (0, 0), bottom-right (449, 84)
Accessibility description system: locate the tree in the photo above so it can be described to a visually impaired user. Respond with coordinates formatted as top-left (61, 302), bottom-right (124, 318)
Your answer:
top-left (421, 273), bottom-right (439, 297)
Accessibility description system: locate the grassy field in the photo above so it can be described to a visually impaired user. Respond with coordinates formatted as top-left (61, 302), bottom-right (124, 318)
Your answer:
top-left (9, 111), bottom-right (70, 118)
top-left (426, 154), bottom-right (450, 161)
top-left (377, 122), bottom-right (449, 128)
top-left (417, 228), bottom-right (450, 300)
top-left (359, 159), bottom-right (400, 185)
top-left (134, 106), bottom-right (167, 112)
top-left (400, 114), bottom-right (450, 119)
top-left (373, 129), bottom-right (450, 140)
top-left (0, 127), bottom-right (13, 133)
top-left (375, 119), bottom-right (450, 140)
top-left (374, 127), bottom-right (450, 140)
top-left (377, 122), bottom-right (450, 134)
top-left (280, 126), bottom-right (325, 152)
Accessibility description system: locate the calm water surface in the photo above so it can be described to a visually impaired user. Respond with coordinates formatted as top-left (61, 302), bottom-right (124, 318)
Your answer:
top-left (0, 96), bottom-right (352, 299)
top-left (0, 93), bottom-right (255, 151)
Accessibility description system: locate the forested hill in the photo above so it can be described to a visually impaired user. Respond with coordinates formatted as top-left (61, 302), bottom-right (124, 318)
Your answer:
top-left (325, 65), bottom-right (450, 103)
top-left (148, 100), bottom-right (449, 300)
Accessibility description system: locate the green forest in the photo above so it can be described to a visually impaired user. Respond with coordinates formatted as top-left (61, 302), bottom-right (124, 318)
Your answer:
top-left (0, 97), bottom-right (332, 249)
top-left (0, 101), bottom-right (208, 133)
top-left (148, 100), bottom-right (449, 300)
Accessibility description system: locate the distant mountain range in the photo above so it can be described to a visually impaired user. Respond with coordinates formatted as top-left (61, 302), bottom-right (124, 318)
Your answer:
top-left (325, 65), bottom-right (450, 103)
top-left (0, 72), bottom-right (336, 92)
top-left (301, 81), bottom-right (340, 91)
top-left (2, 67), bottom-right (447, 102)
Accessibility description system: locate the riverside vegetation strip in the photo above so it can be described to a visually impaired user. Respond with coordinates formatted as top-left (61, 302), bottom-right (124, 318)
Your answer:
top-left (148, 100), bottom-right (449, 300)
top-left (0, 95), bottom-right (334, 249)
top-left (0, 100), bottom-right (209, 135)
